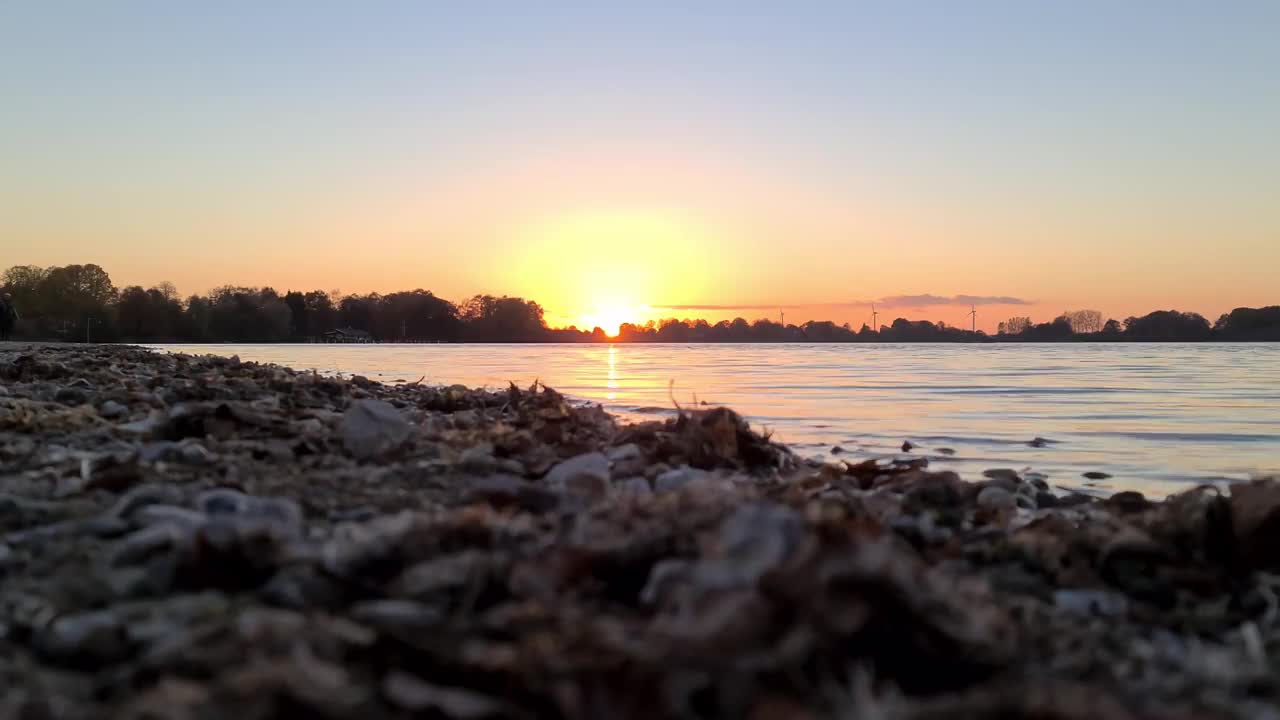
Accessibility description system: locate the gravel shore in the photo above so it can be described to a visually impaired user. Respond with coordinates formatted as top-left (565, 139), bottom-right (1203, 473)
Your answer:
top-left (1, 345), bottom-right (1278, 719)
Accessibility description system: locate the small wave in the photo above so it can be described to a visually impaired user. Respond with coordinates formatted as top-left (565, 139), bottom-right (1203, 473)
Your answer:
top-left (849, 433), bottom-right (1056, 447)
top-left (1091, 431), bottom-right (1280, 443)
top-left (627, 406), bottom-right (676, 414)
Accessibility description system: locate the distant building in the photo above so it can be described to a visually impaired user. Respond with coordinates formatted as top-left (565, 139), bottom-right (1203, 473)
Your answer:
top-left (321, 327), bottom-right (373, 343)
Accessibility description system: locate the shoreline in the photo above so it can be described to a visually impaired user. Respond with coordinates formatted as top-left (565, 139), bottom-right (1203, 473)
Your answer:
top-left (1, 344), bottom-right (1278, 718)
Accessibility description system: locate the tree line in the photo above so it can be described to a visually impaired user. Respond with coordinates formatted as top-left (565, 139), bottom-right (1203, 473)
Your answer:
top-left (3, 263), bottom-right (1279, 343)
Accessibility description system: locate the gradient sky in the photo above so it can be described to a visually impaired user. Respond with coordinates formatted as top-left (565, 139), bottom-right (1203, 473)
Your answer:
top-left (2, 1), bottom-right (1277, 332)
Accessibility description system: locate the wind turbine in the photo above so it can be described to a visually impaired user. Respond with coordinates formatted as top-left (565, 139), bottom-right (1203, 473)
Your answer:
top-left (871, 303), bottom-right (879, 332)
top-left (969, 304), bottom-right (977, 332)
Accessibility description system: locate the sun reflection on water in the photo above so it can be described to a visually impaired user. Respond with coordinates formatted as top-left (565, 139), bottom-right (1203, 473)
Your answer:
top-left (606, 344), bottom-right (618, 401)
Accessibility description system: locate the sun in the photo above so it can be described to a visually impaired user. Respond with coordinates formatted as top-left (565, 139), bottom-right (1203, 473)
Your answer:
top-left (498, 208), bottom-right (720, 333)
top-left (580, 300), bottom-right (639, 337)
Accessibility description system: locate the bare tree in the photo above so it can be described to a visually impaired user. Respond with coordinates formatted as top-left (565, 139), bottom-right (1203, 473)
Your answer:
top-left (1064, 309), bottom-right (1103, 334)
top-left (998, 316), bottom-right (1032, 335)
top-left (154, 281), bottom-right (180, 303)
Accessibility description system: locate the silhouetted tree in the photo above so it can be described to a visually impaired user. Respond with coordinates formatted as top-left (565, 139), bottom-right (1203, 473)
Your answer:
top-left (1065, 309), bottom-right (1103, 334)
top-left (1022, 316), bottom-right (1075, 341)
top-left (117, 284), bottom-right (184, 339)
top-left (1214, 306), bottom-right (1280, 340)
top-left (373, 290), bottom-right (461, 341)
top-left (1123, 310), bottom-right (1212, 341)
top-left (998, 316), bottom-right (1032, 336)
top-left (459, 295), bottom-right (547, 342)
top-left (18, 264), bottom-right (120, 341)
top-left (338, 295), bottom-right (377, 334)
top-left (656, 318), bottom-right (691, 342)
top-left (207, 287), bottom-right (292, 342)
top-left (751, 319), bottom-right (786, 342)
top-left (4, 262), bottom-right (1278, 344)
top-left (182, 295), bottom-right (213, 340)
top-left (803, 320), bottom-right (854, 342)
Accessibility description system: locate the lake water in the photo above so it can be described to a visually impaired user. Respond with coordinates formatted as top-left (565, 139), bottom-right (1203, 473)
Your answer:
top-left (153, 343), bottom-right (1280, 497)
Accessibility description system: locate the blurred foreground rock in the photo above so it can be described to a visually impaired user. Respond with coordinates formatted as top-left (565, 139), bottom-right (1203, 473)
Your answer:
top-left (0, 345), bottom-right (1278, 719)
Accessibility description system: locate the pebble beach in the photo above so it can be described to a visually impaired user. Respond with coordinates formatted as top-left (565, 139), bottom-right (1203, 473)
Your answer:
top-left (1, 344), bottom-right (1278, 719)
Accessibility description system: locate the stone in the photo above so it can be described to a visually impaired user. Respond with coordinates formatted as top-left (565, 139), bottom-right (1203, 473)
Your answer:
top-left (54, 386), bottom-right (88, 405)
top-left (195, 488), bottom-right (250, 516)
top-left (383, 671), bottom-right (505, 718)
top-left (1083, 471), bottom-right (1113, 480)
top-left (459, 445), bottom-right (498, 474)
top-left (607, 443), bottom-right (646, 476)
top-left (1058, 492), bottom-right (1096, 508)
top-left (138, 441), bottom-right (180, 463)
top-left (99, 400), bottom-right (129, 419)
top-left (177, 442), bottom-right (212, 465)
top-left (606, 443), bottom-right (642, 462)
top-left (1104, 491), bottom-right (1151, 514)
top-left (83, 516), bottom-right (133, 538)
top-left (543, 452), bottom-right (610, 490)
top-left (976, 486), bottom-right (1016, 512)
top-left (1053, 589), bottom-right (1129, 617)
top-left (350, 599), bottom-right (445, 634)
top-left (901, 472), bottom-right (965, 512)
top-left (496, 458), bottom-right (525, 475)
top-left (293, 417), bottom-right (327, 436)
top-left (1098, 528), bottom-right (1171, 601)
top-left (341, 399), bottom-right (411, 460)
top-left (260, 566), bottom-right (345, 610)
top-left (329, 507), bottom-right (378, 524)
top-left (392, 550), bottom-right (492, 600)
top-left (640, 558), bottom-right (694, 606)
top-left (465, 475), bottom-right (560, 513)
top-left (654, 465), bottom-right (708, 493)
top-left (982, 476), bottom-right (1019, 493)
top-left (35, 610), bottom-right (131, 669)
top-left (195, 489), bottom-right (302, 531)
top-left (613, 476), bottom-right (652, 498)
top-left (982, 468), bottom-right (1021, 483)
top-left (717, 504), bottom-right (806, 583)
top-left (563, 472), bottom-right (609, 503)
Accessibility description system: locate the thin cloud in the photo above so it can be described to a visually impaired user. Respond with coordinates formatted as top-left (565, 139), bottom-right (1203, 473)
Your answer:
top-left (876, 294), bottom-right (1032, 308)
top-left (648, 303), bottom-right (796, 311)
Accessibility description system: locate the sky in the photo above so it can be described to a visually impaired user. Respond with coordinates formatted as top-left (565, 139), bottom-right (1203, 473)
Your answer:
top-left (2, 1), bottom-right (1278, 333)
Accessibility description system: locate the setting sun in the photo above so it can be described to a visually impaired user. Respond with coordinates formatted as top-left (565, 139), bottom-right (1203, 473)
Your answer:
top-left (495, 209), bottom-right (722, 330)
top-left (579, 300), bottom-right (644, 337)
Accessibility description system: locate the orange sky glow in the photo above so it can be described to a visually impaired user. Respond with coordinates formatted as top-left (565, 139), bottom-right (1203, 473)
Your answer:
top-left (2, 5), bottom-right (1277, 333)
